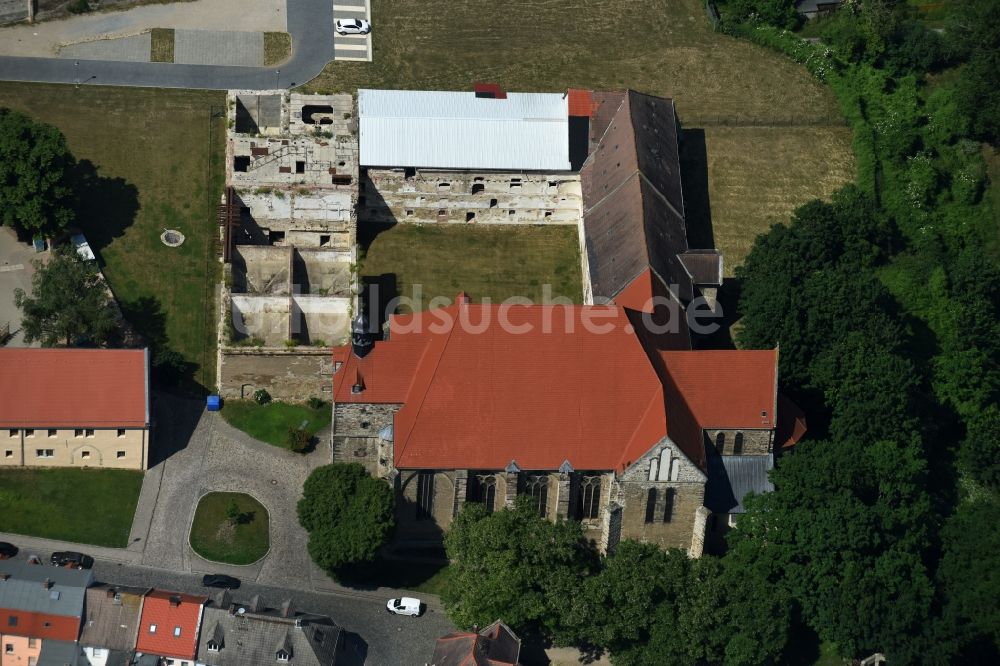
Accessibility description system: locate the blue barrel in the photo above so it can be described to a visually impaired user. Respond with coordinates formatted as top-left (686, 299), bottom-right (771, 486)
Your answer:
top-left (207, 395), bottom-right (222, 411)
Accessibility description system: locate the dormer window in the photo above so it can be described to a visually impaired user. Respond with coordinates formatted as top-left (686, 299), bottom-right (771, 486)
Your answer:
top-left (207, 640), bottom-right (221, 652)
top-left (276, 649), bottom-right (290, 662)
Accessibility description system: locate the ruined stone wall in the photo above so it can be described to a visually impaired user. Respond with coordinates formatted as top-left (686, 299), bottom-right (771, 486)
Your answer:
top-left (219, 348), bottom-right (334, 402)
top-left (0, 0), bottom-right (27, 25)
top-left (362, 168), bottom-right (582, 225)
top-left (705, 428), bottom-right (773, 456)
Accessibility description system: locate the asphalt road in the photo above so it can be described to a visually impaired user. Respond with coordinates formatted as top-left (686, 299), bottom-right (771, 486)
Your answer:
top-left (0, 0), bottom-right (334, 90)
top-left (13, 556), bottom-right (455, 665)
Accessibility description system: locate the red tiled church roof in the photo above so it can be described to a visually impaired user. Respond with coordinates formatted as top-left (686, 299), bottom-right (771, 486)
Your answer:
top-left (333, 297), bottom-right (779, 473)
top-left (135, 590), bottom-right (206, 660)
top-left (0, 348), bottom-right (149, 428)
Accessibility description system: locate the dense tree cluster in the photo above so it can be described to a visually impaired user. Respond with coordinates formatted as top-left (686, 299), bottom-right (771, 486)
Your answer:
top-left (297, 463), bottom-right (395, 573)
top-left (445, 3), bottom-right (1000, 663)
top-left (14, 246), bottom-right (117, 347)
top-left (0, 108), bottom-right (76, 237)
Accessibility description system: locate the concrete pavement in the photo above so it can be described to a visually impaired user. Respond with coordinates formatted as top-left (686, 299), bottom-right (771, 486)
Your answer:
top-left (0, 0), bottom-right (333, 90)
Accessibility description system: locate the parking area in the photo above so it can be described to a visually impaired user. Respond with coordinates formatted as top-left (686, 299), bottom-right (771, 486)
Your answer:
top-left (0, 227), bottom-right (40, 347)
top-left (333, 0), bottom-right (372, 61)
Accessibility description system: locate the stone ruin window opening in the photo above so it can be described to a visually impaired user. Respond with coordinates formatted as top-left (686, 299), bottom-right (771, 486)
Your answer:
top-left (489, 199), bottom-right (498, 208)
top-left (471, 183), bottom-right (485, 195)
top-left (404, 167), bottom-right (416, 179)
top-left (234, 156), bottom-right (250, 172)
top-left (465, 212), bottom-right (475, 222)
top-left (733, 432), bottom-right (744, 455)
top-left (509, 178), bottom-right (522, 190)
top-left (295, 161), bottom-right (306, 174)
top-left (302, 105), bottom-right (334, 124)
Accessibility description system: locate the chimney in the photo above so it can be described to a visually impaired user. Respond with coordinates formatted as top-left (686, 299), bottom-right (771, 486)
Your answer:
top-left (280, 599), bottom-right (294, 618)
top-left (42, 578), bottom-right (53, 590)
top-left (169, 595), bottom-right (182, 607)
top-left (1, 574), bottom-right (10, 581)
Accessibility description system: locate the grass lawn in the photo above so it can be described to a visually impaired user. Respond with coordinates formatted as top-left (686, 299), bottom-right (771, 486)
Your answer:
top-left (693, 126), bottom-right (856, 274)
top-left (150, 28), bottom-right (175, 63)
top-left (0, 83), bottom-right (226, 390)
top-left (301, 0), bottom-right (854, 276)
top-left (220, 400), bottom-right (331, 448)
top-left (0, 468), bottom-right (143, 547)
top-left (264, 32), bottom-right (292, 67)
top-left (359, 224), bottom-right (583, 310)
top-left (189, 492), bottom-right (269, 565)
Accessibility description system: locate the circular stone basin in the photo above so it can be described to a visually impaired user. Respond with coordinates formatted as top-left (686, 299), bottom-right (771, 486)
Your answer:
top-left (160, 229), bottom-right (185, 247)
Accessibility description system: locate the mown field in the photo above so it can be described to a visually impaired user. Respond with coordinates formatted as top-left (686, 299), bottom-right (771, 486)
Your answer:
top-left (359, 224), bottom-right (584, 309)
top-left (306, 0), bottom-right (854, 275)
top-left (0, 83), bottom-right (225, 389)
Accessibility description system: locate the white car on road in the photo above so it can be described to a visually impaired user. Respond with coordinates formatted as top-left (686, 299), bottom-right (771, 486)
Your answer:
top-left (335, 18), bottom-right (371, 35)
top-left (70, 233), bottom-right (95, 261)
top-left (386, 597), bottom-right (421, 616)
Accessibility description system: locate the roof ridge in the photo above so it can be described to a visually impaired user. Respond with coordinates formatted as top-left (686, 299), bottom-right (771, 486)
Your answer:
top-left (394, 301), bottom-right (462, 462)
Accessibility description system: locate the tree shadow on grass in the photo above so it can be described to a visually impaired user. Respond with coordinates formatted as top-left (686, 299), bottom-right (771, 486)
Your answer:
top-left (67, 159), bottom-right (139, 259)
top-left (119, 294), bottom-right (199, 391)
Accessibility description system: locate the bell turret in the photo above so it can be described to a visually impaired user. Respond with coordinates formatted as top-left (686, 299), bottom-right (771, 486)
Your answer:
top-left (351, 311), bottom-right (374, 359)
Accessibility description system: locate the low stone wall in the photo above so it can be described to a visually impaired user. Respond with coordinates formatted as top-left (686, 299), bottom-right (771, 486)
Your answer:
top-left (0, 0), bottom-right (28, 26)
top-left (219, 347), bottom-right (334, 402)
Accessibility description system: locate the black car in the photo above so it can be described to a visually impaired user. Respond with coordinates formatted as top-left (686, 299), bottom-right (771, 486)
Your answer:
top-left (0, 542), bottom-right (17, 559)
top-left (202, 574), bottom-right (241, 589)
top-left (50, 551), bottom-right (94, 569)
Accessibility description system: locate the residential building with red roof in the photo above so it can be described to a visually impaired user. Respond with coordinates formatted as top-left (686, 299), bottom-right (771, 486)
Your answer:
top-left (0, 348), bottom-right (151, 470)
top-left (135, 590), bottom-right (207, 666)
top-left (431, 619), bottom-right (521, 666)
top-left (331, 293), bottom-right (796, 554)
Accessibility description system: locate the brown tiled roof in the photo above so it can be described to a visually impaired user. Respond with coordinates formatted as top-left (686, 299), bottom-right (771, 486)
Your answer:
top-left (431, 619), bottom-right (521, 666)
top-left (582, 90), bottom-right (714, 305)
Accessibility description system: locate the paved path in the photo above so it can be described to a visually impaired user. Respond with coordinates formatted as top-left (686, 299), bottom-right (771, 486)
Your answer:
top-left (332, 0), bottom-right (371, 62)
top-left (174, 29), bottom-right (263, 67)
top-left (0, 0), bottom-right (285, 57)
top-left (0, 0), bottom-right (332, 90)
top-left (59, 32), bottom-right (152, 62)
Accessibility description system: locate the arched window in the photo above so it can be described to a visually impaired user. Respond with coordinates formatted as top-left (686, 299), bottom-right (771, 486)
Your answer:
top-left (644, 488), bottom-right (657, 524)
top-left (578, 475), bottom-right (602, 520)
top-left (663, 488), bottom-right (675, 523)
top-left (715, 432), bottom-right (725, 453)
top-left (525, 475), bottom-right (549, 517)
top-left (734, 432), bottom-right (744, 455)
top-left (473, 474), bottom-right (498, 513)
top-left (415, 472), bottom-right (434, 520)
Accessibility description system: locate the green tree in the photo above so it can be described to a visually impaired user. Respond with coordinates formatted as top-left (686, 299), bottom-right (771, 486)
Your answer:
top-left (13, 246), bottom-right (117, 346)
top-left (225, 499), bottom-right (241, 526)
top-left (296, 463), bottom-right (394, 573)
top-left (0, 108), bottom-right (76, 236)
top-left (724, 0), bottom-right (800, 30)
top-left (443, 497), bottom-right (594, 633)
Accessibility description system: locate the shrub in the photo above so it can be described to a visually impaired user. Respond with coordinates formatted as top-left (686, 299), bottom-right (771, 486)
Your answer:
top-left (307, 397), bottom-right (325, 410)
top-left (286, 427), bottom-right (311, 453)
top-left (253, 388), bottom-right (272, 405)
top-left (284, 339), bottom-right (298, 348)
top-left (67, 0), bottom-right (90, 14)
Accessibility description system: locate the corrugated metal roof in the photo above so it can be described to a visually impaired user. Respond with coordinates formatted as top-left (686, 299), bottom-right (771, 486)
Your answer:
top-left (358, 89), bottom-right (571, 170)
top-left (704, 454), bottom-right (774, 514)
top-left (0, 560), bottom-right (92, 617)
